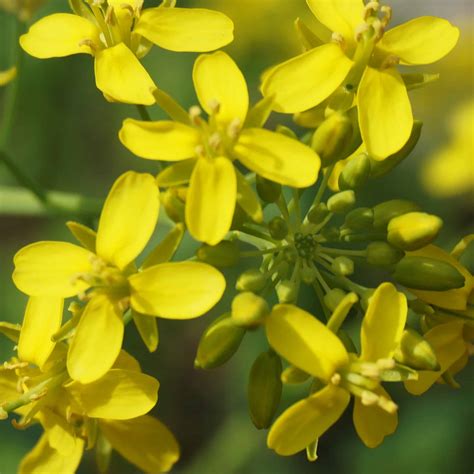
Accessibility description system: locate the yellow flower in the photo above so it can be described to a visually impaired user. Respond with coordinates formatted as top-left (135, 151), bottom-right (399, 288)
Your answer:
top-left (265, 283), bottom-right (407, 455)
top-left (13, 171), bottom-right (225, 383)
top-left (20, 0), bottom-right (234, 104)
top-left (119, 51), bottom-right (321, 245)
top-left (422, 100), bottom-right (474, 197)
top-left (0, 66), bottom-right (17, 86)
top-left (261, 0), bottom-right (459, 159)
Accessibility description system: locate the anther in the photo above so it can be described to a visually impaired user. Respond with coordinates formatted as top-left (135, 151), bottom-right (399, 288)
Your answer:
top-left (195, 145), bottom-right (206, 158)
top-left (331, 373), bottom-right (342, 385)
top-left (364, 1), bottom-right (379, 20)
top-left (189, 106), bottom-right (202, 125)
top-left (120, 3), bottom-right (135, 16)
top-left (207, 98), bottom-right (221, 115)
top-left (376, 358), bottom-right (396, 370)
top-left (354, 23), bottom-right (370, 42)
top-left (105, 5), bottom-right (116, 25)
top-left (380, 5), bottom-right (392, 27)
top-left (208, 132), bottom-right (222, 151)
top-left (78, 39), bottom-right (98, 53)
top-left (377, 396), bottom-right (398, 414)
top-left (360, 390), bottom-right (379, 406)
top-left (227, 118), bottom-right (242, 139)
top-left (331, 32), bottom-right (345, 48)
top-left (380, 54), bottom-right (400, 69)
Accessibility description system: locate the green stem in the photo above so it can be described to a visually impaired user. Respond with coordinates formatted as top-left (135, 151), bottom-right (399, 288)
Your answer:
top-left (309, 164), bottom-right (335, 212)
top-left (320, 246), bottom-right (367, 258)
top-left (240, 246), bottom-right (287, 258)
top-left (312, 279), bottom-right (330, 320)
top-left (136, 104), bottom-right (152, 121)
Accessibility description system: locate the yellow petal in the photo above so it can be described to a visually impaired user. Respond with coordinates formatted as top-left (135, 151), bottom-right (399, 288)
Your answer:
top-left (405, 321), bottom-right (466, 395)
top-left (186, 157), bottom-right (236, 245)
top-left (378, 17), bottom-right (460, 65)
top-left (156, 159), bottom-right (197, 187)
top-left (142, 223), bottom-right (185, 269)
top-left (266, 305), bottom-right (349, 381)
top-left (261, 44), bottom-right (353, 113)
top-left (100, 416), bottom-right (179, 473)
top-left (96, 171), bottom-right (159, 270)
top-left (18, 297), bottom-right (63, 368)
top-left (235, 169), bottom-right (263, 223)
top-left (408, 245), bottom-right (473, 311)
top-left (360, 283), bottom-right (407, 362)
top-left (120, 119), bottom-right (200, 161)
top-left (13, 242), bottom-right (93, 297)
top-left (67, 295), bottom-right (124, 384)
top-left (353, 386), bottom-right (397, 448)
top-left (306, 0), bottom-right (364, 42)
top-left (0, 66), bottom-right (17, 86)
top-left (234, 128), bottom-right (320, 188)
top-left (193, 51), bottom-right (248, 125)
top-left (129, 262), bottom-right (225, 319)
top-left (358, 67), bottom-right (413, 159)
top-left (67, 369), bottom-right (158, 420)
top-left (94, 43), bottom-right (156, 105)
top-left (113, 350), bottom-right (141, 372)
top-left (20, 13), bottom-right (99, 58)
top-left (66, 221), bottom-right (97, 252)
top-left (268, 384), bottom-right (350, 455)
top-left (135, 7), bottom-right (233, 52)
top-left (19, 433), bottom-right (84, 474)
top-left (36, 408), bottom-right (77, 456)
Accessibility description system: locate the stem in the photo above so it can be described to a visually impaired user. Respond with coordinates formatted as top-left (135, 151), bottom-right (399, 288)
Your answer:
top-left (240, 246), bottom-right (287, 258)
top-left (310, 164), bottom-right (335, 212)
top-left (312, 279), bottom-right (330, 320)
top-left (320, 246), bottom-right (367, 258)
top-left (136, 104), bottom-right (152, 121)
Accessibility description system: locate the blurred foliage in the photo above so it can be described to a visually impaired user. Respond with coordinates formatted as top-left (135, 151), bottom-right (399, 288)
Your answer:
top-left (0, 0), bottom-right (472, 473)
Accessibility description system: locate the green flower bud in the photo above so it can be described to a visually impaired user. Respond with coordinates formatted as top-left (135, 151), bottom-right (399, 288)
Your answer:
top-left (393, 256), bottom-right (465, 291)
top-left (231, 292), bottom-right (269, 329)
top-left (311, 112), bottom-right (353, 166)
top-left (331, 256), bottom-right (354, 276)
top-left (276, 124), bottom-right (297, 139)
top-left (369, 121), bottom-right (423, 179)
top-left (373, 199), bottom-right (421, 230)
top-left (408, 299), bottom-right (435, 315)
top-left (195, 314), bottom-right (245, 369)
top-left (387, 212), bottom-right (443, 251)
top-left (327, 190), bottom-right (355, 214)
top-left (323, 288), bottom-right (347, 312)
top-left (276, 279), bottom-right (298, 303)
top-left (162, 188), bottom-right (185, 223)
top-left (394, 329), bottom-right (439, 371)
top-left (307, 203), bottom-right (330, 224)
top-left (236, 269), bottom-right (267, 292)
top-left (248, 351), bottom-right (282, 429)
top-left (281, 365), bottom-right (310, 384)
top-left (268, 216), bottom-right (289, 240)
top-left (256, 176), bottom-right (281, 203)
top-left (366, 241), bottom-right (404, 266)
top-left (320, 226), bottom-right (340, 241)
top-left (344, 207), bottom-right (374, 231)
top-left (339, 153), bottom-right (371, 190)
top-left (197, 240), bottom-right (240, 267)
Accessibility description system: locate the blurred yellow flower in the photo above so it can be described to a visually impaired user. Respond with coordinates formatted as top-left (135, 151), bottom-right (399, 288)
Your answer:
top-left (422, 100), bottom-right (474, 197)
top-left (0, 66), bottom-right (17, 86)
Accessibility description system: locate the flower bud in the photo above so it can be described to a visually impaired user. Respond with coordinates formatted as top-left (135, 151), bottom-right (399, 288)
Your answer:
top-left (276, 124), bottom-right (297, 139)
top-left (323, 288), bottom-right (347, 312)
top-left (256, 176), bottom-right (281, 203)
top-left (331, 256), bottom-right (354, 276)
top-left (327, 190), bottom-right (355, 213)
top-left (320, 226), bottom-right (340, 241)
top-left (394, 329), bottom-right (439, 371)
top-left (281, 365), bottom-right (310, 384)
top-left (393, 256), bottom-right (465, 291)
top-left (276, 279), bottom-right (298, 303)
top-left (197, 240), bottom-right (240, 267)
top-left (307, 203), bottom-right (329, 224)
top-left (231, 292), bottom-right (269, 329)
top-left (162, 188), bottom-right (185, 223)
top-left (236, 269), bottom-right (267, 292)
top-left (373, 199), bottom-right (420, 230)
top-left (344, 207), bottom-right (374, 231)
top-left (248, 351), bottom-right (282, 429)
top-left (339, 153), bottom-right (371, 190)
top-left (311, 112), bottom-right (353, 166)
top-left (195, 314), bottom-right (245, 369)
top-left (366, 241), bottom-right (404, 266)
top-left (268, 216), bottom-right (288, 240)
top-left (387, 212), bottom-right (443, 251)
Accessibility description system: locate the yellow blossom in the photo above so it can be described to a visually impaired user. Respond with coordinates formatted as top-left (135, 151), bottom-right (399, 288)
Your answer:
top-left (119, 51), bottom-right (321, 245)
top-left (19, 0), bottom-right (234, 104)
top-left (0, 66), bottom-right (17, 86)
top-left (261, 0), bottom-right (459, 159)
top-left (12, 171), bottom-right (225, 383)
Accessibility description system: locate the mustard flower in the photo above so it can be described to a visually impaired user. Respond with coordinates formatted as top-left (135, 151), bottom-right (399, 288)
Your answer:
top-left (261, 0), bottom-right (459, 159)
top-left (119, 51), bottom-right (321, 245)
top-left (12, 171), bottom-right (225, 383)
top-left (266, 283), bottom-right (407, 454)
top-left (20, 0), bottom-right (234, 104)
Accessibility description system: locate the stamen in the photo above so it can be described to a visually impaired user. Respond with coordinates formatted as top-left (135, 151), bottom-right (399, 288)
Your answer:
top-left (208, 132), bottom-right (222, 151)
top-left (227, 118), bottom-right (242, 139)
top-left (364, 1), bottom-right (379, 20)
top-left (195, 145), bottom-right (206, 158)
top-left (361, 390), bottom-right (379, 406)
top-left (78, 39), bottom-right (98, 53)
top-left (354, 23), bottom-right (370, 42)
top-left (376, 358), bottom-right (396, 370)
top-left (331, 373), bottom-right (342, 385)
top-left (380, 54), bottom-right (400, 69)
top-left (120, 3), bottom-right (135, 16)
top-left (378, 396), bottom-right (398, 414)
top-left (207, 98), bottom-right (221, 115)
top-left (331, 32), bottom-right (345, 48)
top-left (189, 106), bottom-right (203, 125)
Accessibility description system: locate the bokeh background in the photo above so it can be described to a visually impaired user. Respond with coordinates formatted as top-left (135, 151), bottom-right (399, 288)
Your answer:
top-left (0, 0), bottom-right (473, 473)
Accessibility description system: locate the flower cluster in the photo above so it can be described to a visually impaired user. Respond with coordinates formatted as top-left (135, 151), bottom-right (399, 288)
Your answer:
top-left (0, 0), bottom-right (472, 471)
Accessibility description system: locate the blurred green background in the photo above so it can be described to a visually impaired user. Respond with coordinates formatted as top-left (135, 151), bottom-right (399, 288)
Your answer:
top-left (0, 0), bottom-right (473, 473)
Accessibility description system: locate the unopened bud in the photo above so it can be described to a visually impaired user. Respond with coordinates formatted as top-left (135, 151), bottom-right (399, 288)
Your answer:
top-left (323, 288), bottom-right (347, 312)
top-left (281, 365), bottom-right (310, 384)
top-left (373, 199), bottom-right (420, 230)
top-left (248, 351), bottom-right (282, 429)
top-left (276, 279), bottom-right (298, 304)
top-left (231, 292), bottom-right (269, 329)
top-left (236, 269), bottom-right (267, 292)
top-left (275, 124), bottom-right (297, 139)
top-left (197, 240), bottom-right (240, 267)
top-left (344, 207), bottom-right (374, 231)
top-left (268, 216), bottom-right (288, 240)
top-left (366, 241), bottom-right (404, 266)
top-left (320, 226), bottom-right (340, 241)
top-left (256, 176), bottom-right (281, 203)
top-left (307, 203), bottom-right (329, 224)
top-left (339, 153), bottom-right (371, 190)
top-left (331, 256), bottom-right (354, 276)
top-left (387, 212), bottom-right (443, 251)
top-left (394, 329), bottom-right (439, 371)
top-left (195, 314), bottom-right (245, 369)
top-left (327, 190), bottom-right (355, 214)
top-left (162, 188), bottom-right (185, 223)
top-left (311, 112), bottom-right (353, 166)
top-left (393, 256), bottom-right (465, 291)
